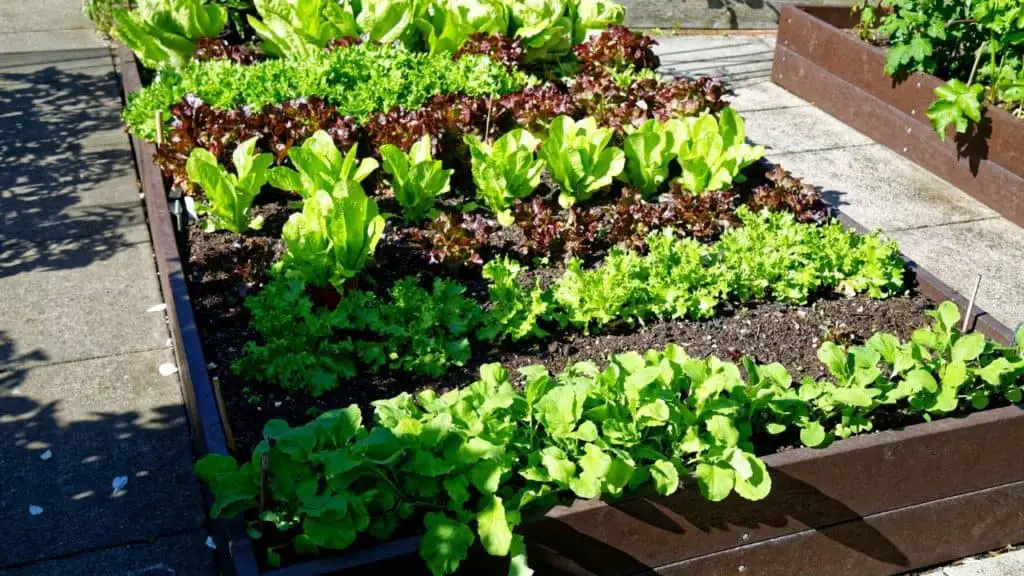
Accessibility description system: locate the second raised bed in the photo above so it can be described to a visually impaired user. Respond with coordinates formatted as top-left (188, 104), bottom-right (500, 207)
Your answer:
top-left (772, 5), bottom-right (1024, 229)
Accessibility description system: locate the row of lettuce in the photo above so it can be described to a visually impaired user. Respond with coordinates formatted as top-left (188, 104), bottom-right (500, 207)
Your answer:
top-left (113, 0), bottom-right (626, 68)
top-left (241, 208), bottom-right (904, 395)
top-left (199, 302), bottom-right (1024, 573)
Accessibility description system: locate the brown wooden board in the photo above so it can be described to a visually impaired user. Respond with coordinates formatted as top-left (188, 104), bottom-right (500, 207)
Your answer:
top-left (772, 5), bottom-right (1024, 229)
top-left (118, 43), bottom-right (1021, 576)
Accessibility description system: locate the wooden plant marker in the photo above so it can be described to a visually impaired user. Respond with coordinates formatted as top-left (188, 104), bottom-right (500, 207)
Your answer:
top-left (962, 274), bottom-right (983, 333)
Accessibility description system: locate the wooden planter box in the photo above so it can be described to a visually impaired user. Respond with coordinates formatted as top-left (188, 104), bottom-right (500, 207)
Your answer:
top-left (772, 5), bottom-right (1024, 229)
top-left (118, 43), bottom-right (1022, 576)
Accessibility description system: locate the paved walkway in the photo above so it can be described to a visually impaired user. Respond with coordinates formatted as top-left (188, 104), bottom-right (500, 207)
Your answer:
top-left (0, 2), bottom-right (213, 575)
top-left (655, 33), bottom-right (1024, 331)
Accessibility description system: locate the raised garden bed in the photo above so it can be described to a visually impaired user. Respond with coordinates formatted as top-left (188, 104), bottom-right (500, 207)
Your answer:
top-left (114, 7), bottom-right (1023, 575)
top-left (772, 4), bottom-right (1024, 229)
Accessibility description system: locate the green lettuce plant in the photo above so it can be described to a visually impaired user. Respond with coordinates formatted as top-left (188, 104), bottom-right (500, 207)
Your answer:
top-left (267, 131), bottom-right (378, 199)
top-left (356, 0), bottom-right (423, 46)
top-left (570, 0), bottom-right (625, 43)
top-left (380, 135), bottom-right (453, 222)
top-left (665, 107), bottom-right (764, 195)
top-left (247, 0), bottom-right (359, 58)
top-left (509, 0), bottom-right (574, 62)
top-left (236, 276), bottom-right (483, 395)
top-left (417, 0), bottom-right (510, 55)
top-left (545, 208), bottom-right (904, 331)
top-left (619, 119), bottom-right (676, 198)
top-left (113, 0), bottom-right (228, 69)
top-left (465, 129), bottom-right (545, 226)
top-left (477, 256), bottom-right (552, 342)
top-left (539, 115), bottom-right (625, 208)
top-left (280, 184), bottom-right (386, 289)
top-left (186, 136), bottom-right (272, 233)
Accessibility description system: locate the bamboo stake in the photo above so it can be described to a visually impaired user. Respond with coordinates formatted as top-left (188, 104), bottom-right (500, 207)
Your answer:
top-left (962, 274), bottom-right (982, 333)
top-left (155, 109), bottom-right (164, 145)
top-left (211, 376), bottom-right (236, 455)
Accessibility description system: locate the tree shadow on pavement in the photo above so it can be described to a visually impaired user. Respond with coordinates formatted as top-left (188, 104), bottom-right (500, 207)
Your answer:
top-left (0, 51), bottom-right (140, 280)
top-left (0, 330), bottom-right (212, 573)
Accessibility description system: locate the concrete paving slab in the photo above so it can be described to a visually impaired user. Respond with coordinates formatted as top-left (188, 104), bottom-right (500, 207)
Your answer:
top-left (940, 550), bottom-right (1024, 576)
top-left (0, 349), bottom-right (206, 568)
top-left (743, 104), bottom-right (875, 154)
top-left (890, 218), bottom-right (1024, 329)
top-left (0, 30), bottom-right (108, 55)
top-left (766, 144), bottom-right (1000, 231)
top-left (0, 0), bottom-right (108, 53)
top-left (0, 0), bottom-right (99, 34)
top-left (727, 79), bottom-right (811, 113)
top-left (0, 223), bottom-right (170, 368)
top-left (0, 532), bottom-right (215, 576)
top-left (1, 50), bottom-right (140, 238)
top-left (655, 35), bottom-right (773, 86)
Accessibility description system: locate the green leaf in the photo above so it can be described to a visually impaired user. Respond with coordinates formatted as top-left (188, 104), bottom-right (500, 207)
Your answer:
top-left (649, 459), bottom-right (680, 496)
top-left (470, 459), bottom-right (503, 494)
top-left (952, 332), bottom-right (985, 363)
top-left (706, 414), bottom-right (740, 447)
top-left (830, 387), bottom-right (874, 408)
top-left (443, 475), bottom-right (471, 511)
top-left (535, 384), bottom-right (587, 436)
top-left (421, 512), bottom-right (475, 576)
top-left (540, 447), bottom-right (576, 485)
top-left (936, 301), bottom-right (962, 330)
top-left (477, 495), bottom-right (513, 556)
top-left (977, 358), bottom-right (1013, 386)
top-left (927, 80), bottom-right (985, 139)
top-left (799, 422), bottom-right (827, 447)
top-left (695, 462), bottom-right (734, 502)
top-left (817, 342), bottom-right (848, 378)
top-left (941, 360), bottom-right (968, 391)
top-left (732, 453), bottom-right (772, 501)
top-left (905, 369), bottom-right (939, 394)
top-left (404, 450), bottom-right (456, 477)
top-left (508, 534), bottom-right (534, 576)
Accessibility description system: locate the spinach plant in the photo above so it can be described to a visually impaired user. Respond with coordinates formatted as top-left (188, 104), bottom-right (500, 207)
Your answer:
top-left (114, 0), bottom-right (228, 69)
top-left (465, 129), bottom-right (546, 226)
top-left (186, 136), bottom-right (272, 233)
top-left (380, 135), bottom-right (453, 222)
top-left (539, 115), bottom-right (625, 208)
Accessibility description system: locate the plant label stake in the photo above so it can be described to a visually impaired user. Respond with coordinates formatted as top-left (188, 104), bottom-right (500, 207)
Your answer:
top-left (962, 274), bottom-right (982, 333)
top-left (169, 198), bottom-right (184, 233)
top-left (155, 110), bottom-right (163, 145)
